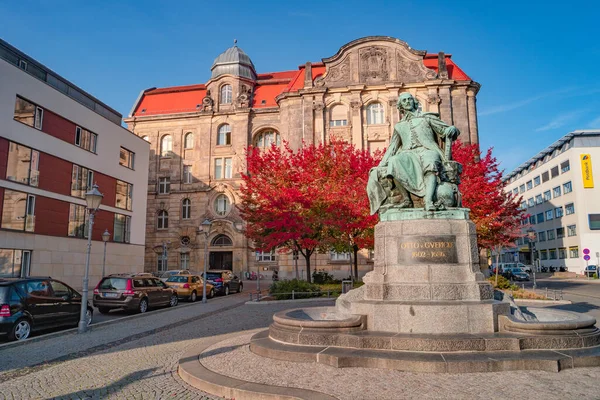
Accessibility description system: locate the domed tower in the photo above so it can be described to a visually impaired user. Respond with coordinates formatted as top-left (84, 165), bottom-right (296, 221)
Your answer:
top-left (211, 41), bottom-right (257, 81)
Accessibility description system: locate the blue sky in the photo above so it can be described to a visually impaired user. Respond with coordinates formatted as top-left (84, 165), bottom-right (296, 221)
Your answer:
top-left (1, 0), bottom-right (599, 173)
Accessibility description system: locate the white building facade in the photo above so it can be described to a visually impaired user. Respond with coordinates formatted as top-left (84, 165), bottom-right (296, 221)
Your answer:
top-left (503, 131), bottom-right (600, 274)
top-left (0, 39), bottom-right (149, 290)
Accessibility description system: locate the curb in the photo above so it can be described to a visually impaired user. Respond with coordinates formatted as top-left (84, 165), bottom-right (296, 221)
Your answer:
top-left (515, 299), bottom-right (572, 305)
top-left (178, 330), bottom-right (339, 400)
top-left (0, 294), bottom-right (235, 351)
top-left (245, 297), bottom-right (337, 305)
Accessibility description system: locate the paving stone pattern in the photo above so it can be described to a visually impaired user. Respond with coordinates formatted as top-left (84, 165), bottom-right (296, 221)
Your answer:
top-left (0, 296), bottom-right (324, 400)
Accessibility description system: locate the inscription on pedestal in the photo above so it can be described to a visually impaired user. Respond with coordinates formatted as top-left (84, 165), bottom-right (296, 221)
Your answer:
top-left (398, 235), bottom-right (457, 264)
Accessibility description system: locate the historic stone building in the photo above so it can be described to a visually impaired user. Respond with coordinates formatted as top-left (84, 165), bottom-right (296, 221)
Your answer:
top-left (124, 36), bottom-right (481, 280)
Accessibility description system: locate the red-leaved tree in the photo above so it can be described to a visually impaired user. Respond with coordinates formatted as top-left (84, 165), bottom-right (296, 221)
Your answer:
top-left (239, 139), bottom-right (380, 282)
top-left (452, 141), bottom-right (526, 269)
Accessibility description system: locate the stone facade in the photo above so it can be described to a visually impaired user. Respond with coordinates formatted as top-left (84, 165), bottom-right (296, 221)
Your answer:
top-left (124, 36), bottom-right (481, 280)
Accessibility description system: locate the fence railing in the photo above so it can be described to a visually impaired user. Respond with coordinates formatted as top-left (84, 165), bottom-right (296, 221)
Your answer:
top-left (248, 290), bottom-right (341, 302)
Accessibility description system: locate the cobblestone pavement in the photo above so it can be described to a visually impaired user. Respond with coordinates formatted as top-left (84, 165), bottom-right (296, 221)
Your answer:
top-left (0, 294), bottom-right (330, 400)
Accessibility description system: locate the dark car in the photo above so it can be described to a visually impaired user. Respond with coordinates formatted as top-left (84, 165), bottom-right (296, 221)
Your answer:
top-left (584, 265), bottom-right (597, 277)
top-left (0, 277), bottom-right (93, 341)
top-left (93, 273), bottom-right (178, 314)
top-left (202, 270), bottom-right (243, 296)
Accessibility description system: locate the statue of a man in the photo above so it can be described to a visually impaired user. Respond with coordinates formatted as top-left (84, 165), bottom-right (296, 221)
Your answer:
top-left (367, 93), bottom-right (460, 214)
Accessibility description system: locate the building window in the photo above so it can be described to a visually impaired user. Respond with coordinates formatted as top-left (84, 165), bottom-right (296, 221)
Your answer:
top-left (330, 104), bottom-right (348, 127)
top-left (214, 158), bottom-right (232, 180)
top-left (543, 190), bottom-right (551, 202)
top-left (533, 176), bottom-right (541, 186)
top-left (561, 160), bottom-right (570, 173)
top-left (512, 188), bottom-right (518, 195)
top-left (217, 125), bottom-right (231, 146)
top-left (567, 224), bottom-right (576, 237)
top-left (589, 214), bottom-right (600, 230)
top-left (551, 166), bottom-right (559, 178)
top-left (563, 181), bottom-right (572, 194)
top-left (182, 198), bottom-right (191, 219)
top-left (520, 201), bottom-right (527, 210)
top-left (157, 256), bottom-right (167, 272)
top-left (555, 206), bottom-right (563, 218)
top-left (256, 250), bottom-right (275, 262)
top-left (68, 204), bottom-right (88, 238)
top-left (158, 177), bottom-right (170, 194)
top-left (254, 130), bottom-right (280, 149)
top-left (180, 253), bottom-right (189, 269)
top-left (559, 248), bottom-right (567, 259)
top-left (519, 184), bottom-right (525, 193)
top-left (526, 180), bottom-right (533, 190)
top-left (529, 215), bottom-right (536, 225)
top-left (527, 198), bottom-right (534, 207)
top-left (113, 214), bottom-right (131, 243)
top-left (6, 142), bottom-right (39, 187)
top-left (545, 210), bottom-right (553, 221)
top-left (1, 190), bottom-right (35, 232)
top-left (215, 194), bottom-right (230, 216)
top-left (161, 135), bottom-right (173, 157)
top-left (212, 234), bottom-right (233, 246)
top-left (549, 249), bottom-right (557, 259)
top-left (119, 147), bottom-right (135, 169)
top-left (183, 165), bottom-right (192, 184)
top-left (71, 165), bottom-right (93, 199)
top-left (556, 227), bottom-right (565, 238)
top-left (184, 133), bottom-right (194, 149)
top-left (535, 194), bottom-right (543, 205)
top-left (13, 97), bottom-right (43, 130)
top-left (553, 186), bottom-right (561, 198)
top-left (542, 171), bottom-right (549, 183)
top-left (366, 102), bottom-right (385, 125)
top-left (115, 180), bottom-right (133, 211)
top-left (547, 229), bottom-right (555, 240)
top-left (0, 249), bottom-right (31, 278)
top-left (536, 213), bottom-right (544, 223)
top-left (75, 126), bottom-right (97, 153)
top-left (157, 210), bottom-right (168, 229)
top-left (538, 231), bottom-right (546, 242)
top-left (220, 85), bottom-right (232, 104)
top-left (569, 246), bottom-right (579, 258)
top-left (330, 251), bottom-right (351, 261)
top-left (540, 250), bottom-right (548, 260)
top-left (565, 203), bottom-right (575, 215)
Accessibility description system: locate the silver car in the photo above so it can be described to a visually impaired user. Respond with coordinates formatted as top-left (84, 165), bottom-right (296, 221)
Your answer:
top-left (158, 270), bottom-right (190, 282)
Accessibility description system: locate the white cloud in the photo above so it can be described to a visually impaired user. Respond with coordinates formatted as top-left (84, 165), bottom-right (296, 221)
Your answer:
top-left (535, 110), bottom-right (587, 132)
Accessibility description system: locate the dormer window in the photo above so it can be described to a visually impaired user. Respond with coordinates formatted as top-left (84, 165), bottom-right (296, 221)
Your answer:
top-left (220, 85), bottom-right (232, 104)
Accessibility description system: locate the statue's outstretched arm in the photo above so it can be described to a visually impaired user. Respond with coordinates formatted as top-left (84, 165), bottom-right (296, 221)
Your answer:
top-left (427, 114), bottom-right (460, 140)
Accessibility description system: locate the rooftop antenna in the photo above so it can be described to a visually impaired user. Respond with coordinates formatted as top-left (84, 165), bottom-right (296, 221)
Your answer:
top-left (234, 39), bottom-right (237, 46)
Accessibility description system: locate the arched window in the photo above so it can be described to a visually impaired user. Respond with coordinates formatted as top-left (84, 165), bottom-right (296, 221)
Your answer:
top-left (182, 199), bottom-right (191, 219)
top-left (160, 135), bottom-right (172, 157)
top-left (217, 125), bottom-right (231, 145)
top-left (366, 102), bottom-right (384, 125)
top-left (220, 85), bottom-right (232, 104)
top-left (329, 105), bottom-right (348, 127)
top-left (214, 194), bottom-right (230, 216)
top-left (157, 210), bottom-right (168, 229)
top-left (141, 135), bottom-right (149, 142)
top-left (254, 130), bottom-right (280, 149)
top-left (212, 234), bottom-right (232, 246)
top-left (184, 133), bottom-right (194, 149)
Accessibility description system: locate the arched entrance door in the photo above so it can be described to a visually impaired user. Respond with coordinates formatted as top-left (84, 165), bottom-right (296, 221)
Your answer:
top-left (209, 234), bottom-right (233, 270)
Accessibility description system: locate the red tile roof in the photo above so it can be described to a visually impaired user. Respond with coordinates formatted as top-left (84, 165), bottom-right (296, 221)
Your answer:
top-left (132, 57), bottom-right (471, 116)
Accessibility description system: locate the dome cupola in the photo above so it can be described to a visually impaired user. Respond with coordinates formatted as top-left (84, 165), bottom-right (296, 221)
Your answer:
top-left (211, 40), bottom-right (257, 80)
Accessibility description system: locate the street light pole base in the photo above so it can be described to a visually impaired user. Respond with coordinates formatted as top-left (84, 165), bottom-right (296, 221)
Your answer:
top-left (77, 322), bottom-right (89, 334)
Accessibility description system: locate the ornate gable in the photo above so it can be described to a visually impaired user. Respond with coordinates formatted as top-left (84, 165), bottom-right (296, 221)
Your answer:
top-left (317, 36), bottom-right (437, 88)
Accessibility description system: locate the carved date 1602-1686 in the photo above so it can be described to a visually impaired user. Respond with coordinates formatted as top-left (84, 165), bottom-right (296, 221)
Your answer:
top-left (398, 235), bottom-right (458, 264)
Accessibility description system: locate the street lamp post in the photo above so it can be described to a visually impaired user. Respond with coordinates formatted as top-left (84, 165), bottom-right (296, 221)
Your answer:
top-left (527, 228), bottom-right (537, 289)
top-left (101, 229), bottom-right (110, 278)
top-left (78, 184), bottom-right (103, 334)
top-left (200, 218), bottom-right (212, 303)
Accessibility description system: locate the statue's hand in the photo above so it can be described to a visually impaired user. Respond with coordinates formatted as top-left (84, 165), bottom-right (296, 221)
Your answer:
top-left (446, 126), bottom-right (460, 140)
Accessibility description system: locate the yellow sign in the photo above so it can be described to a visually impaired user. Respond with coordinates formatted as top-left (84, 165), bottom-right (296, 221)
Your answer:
top-left (581, 154), bottom-right (594, 188)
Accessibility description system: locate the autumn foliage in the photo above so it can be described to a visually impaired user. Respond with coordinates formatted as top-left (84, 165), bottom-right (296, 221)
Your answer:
top-left (239, 139), bottom-right (380, 282)
top-left (452, 141), bottom-right (525, 250)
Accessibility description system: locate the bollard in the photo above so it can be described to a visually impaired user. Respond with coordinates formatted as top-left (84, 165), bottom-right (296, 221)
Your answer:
top-left (522, 284), bottom-right (525, 290)
top-left (327, 290), bottom-right (330, 298)
top-left (546, 287), bottom-right (548, 298)
top-left (292, 290), bottom-right (295, 300)
top-left (249, 292), bottom-right (253, 302)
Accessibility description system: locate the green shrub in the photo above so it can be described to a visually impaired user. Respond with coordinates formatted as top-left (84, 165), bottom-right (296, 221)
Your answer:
top-left (269, 279), bottom-right (321, 300)
top-left (312, 271), bottom-right (338, 284)
top-left (489, 275), bottom-right (520, 291)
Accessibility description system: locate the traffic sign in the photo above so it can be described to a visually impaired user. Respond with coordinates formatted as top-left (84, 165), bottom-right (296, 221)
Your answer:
top-left (584, 255), bottom-right (591, 261)
top-left (583, 248), bottom-right (590, 255)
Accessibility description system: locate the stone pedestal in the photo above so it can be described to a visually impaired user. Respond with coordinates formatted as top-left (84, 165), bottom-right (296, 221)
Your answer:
top-left (336, 214), bottom-right (509, 334)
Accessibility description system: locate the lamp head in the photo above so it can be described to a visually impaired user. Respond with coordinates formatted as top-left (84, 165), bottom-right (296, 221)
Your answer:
top-left (85, 184), bottom-right (104, 211)
top-left (200, 218), bottom-right (212, 234)
top-left (102, 229), bottom-right (111, 242)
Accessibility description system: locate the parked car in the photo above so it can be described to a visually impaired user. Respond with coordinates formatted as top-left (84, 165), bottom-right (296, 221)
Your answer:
top-left (0, 277), bottom-right (93, 341)
top-left (584, 265), bottom-right (597, 277)
top-left (166, 275), bottom-right (214, 301)
top-left (93, 273), bottom-right (178, 314)
top-left (502, 267), bottom-right (530, 281)
top-left (202, 270), bottom-right (243, 296)
top-left (158, 270), bottom-right (191, 282)
top-left (495, 263), bottom-right (531, 274)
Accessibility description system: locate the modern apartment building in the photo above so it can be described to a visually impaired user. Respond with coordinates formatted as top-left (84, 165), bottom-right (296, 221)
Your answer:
top-left (502, 130), bottom-right (600, 274)
top-left (0, 39), bottom-right (149, 290)
top-left (124, 36), bottom-right (481, 280)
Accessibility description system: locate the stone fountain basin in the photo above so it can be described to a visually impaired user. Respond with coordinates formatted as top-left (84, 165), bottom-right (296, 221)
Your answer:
top-left (272, 307), bottom-right (365, 330)
top-left (501, 307), bottom-right (597, 334)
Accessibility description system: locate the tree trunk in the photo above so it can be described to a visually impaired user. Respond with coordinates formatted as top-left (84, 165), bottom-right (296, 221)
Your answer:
top-left (494, 246), bottom-right (501, 287)
top-left (353, 244), bottom-right (359, 280)
top-left (304, 249), bottom-right (312, 283)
